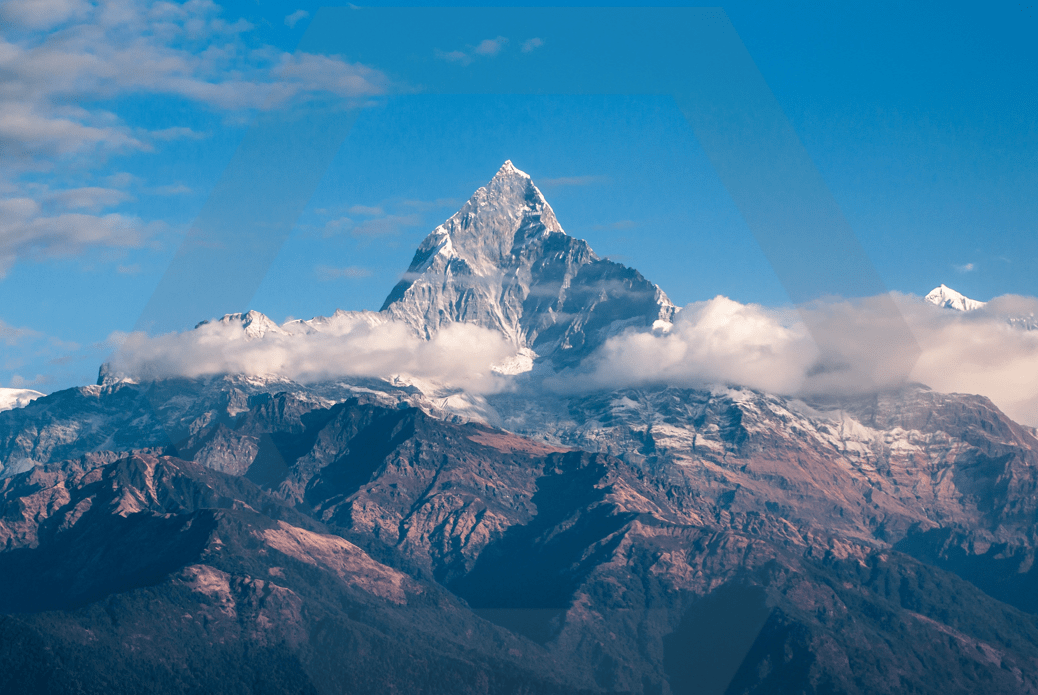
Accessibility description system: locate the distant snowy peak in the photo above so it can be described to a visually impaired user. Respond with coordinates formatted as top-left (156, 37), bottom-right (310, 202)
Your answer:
top-left (925, 284), bottom-right (986, 312)
top-left (922, 284), bottom-right (1038, 331)
top-left (217, 310), bottom-right (286, 338)
top-left (207, 308), bottom-right (388, 340)
top-left (0, 388), bottom-right (44, 413)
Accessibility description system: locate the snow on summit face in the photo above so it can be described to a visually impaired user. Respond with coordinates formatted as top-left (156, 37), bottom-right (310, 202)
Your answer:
top-left (0, 388), bottom-right (44, 413)
top-left (381, 161), bottom-right (675, 366)
top-left (925, 284), bottom-right (986, 312)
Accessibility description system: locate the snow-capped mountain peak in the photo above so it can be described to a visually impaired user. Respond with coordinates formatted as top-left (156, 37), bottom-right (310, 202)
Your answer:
top-left (380, 161), bottom-right (674, 363)
top-left (495, 159), bottom-right (527, 178)
top-left (925, 284), bottom-right (986, 312)
top-left (212, 310), bottom-right (285, 339)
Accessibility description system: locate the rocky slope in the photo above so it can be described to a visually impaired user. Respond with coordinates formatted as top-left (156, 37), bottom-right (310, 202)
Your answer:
top-left (0, 451), bottom-right (595, 695)
top-left (3, 405), bottom-right (1038, 693)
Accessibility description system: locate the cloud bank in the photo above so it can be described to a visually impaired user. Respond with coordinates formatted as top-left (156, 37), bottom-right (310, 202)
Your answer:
top-left (557, 294), bottom-right (1038, 427)
top-left (104, 293), bottom-right (1038, 427)
top-left (106, 313), bottom-right (514, 394)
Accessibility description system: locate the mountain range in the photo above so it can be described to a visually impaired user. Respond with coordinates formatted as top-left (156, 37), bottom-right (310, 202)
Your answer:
top-left (3, 163), bottom-right (1038, 694)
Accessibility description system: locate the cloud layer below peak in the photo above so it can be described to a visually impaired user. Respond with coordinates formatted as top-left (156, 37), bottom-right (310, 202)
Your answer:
top-left (553, 293), bottom-right (1038, 426)
top-left (103, 292), bottom-right (1038, 428)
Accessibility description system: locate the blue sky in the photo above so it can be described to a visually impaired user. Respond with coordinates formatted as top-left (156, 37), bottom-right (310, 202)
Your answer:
top-left (0, 0), bottom-right (1035, 393)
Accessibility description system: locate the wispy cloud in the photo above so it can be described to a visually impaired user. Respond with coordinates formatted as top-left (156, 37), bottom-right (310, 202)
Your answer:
top-left (0, 0), bottom-right (394, 278)
top-left (0, 313), bottom-right (91, 390)
top-left (46, 187), bottom-right (133, 211)
top-left (0, 0), bottom-right (91, 30)
top-left (436, 50), bottom-right (471, 64)
top-left (322, 217), bottom-right (353, 236)
top-left (955, 262), bottom-right (976, 273)
top-left (521, 38), bottom-right (544, 53)
top-left (284, 9), bottom-right (309, 28)
top-left (0, 197), bottom-right (154, 277)
top-left (0, 0), bottom-right (391, 169)
top-left (0, 319), bottom-right (42, 346)
top-left (436, 36), bottom-right (509, 65)
top-left (473, 36), bottom-right (508, 56)
top-left (148, 127), bottom-right (206, 141)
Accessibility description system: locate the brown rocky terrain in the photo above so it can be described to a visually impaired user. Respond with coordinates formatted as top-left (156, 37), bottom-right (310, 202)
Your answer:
top-left (4, 393), bottom-right (1038, 693)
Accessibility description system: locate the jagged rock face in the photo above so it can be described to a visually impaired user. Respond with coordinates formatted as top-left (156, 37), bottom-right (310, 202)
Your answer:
top-left (382, 161), bottom-right (675, 365)
top-left (490, 384), bottom-right (1038, 553)
top-left (0, 453), bottom-right (593, 695)
top-left (8, 376), bottom-right (1038, 569)
top-left (0, 374), bottom-right (428, 479)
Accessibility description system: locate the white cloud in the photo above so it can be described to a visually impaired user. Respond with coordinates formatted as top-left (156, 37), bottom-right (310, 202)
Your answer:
top-left (436, 36), bottom-right (509, 65)
top-left (435, 49), bottom-right (471, 65)
top-left (0, 101), bottom-right (144, 160)
top-left (0, 0), bottom-right (92, 30)
top-left (0, 0), bottom-right (393, 277)
top-left (322, 216), bottom-right (354, 236)
top-left (9, 373), bottom-right (49, 388)
top-left (0, 196), bottom-right (152, 276)
top-left (900, 294), bottom-right (1038, 426)
top-left (284, 9), bottom-right (309, 28)
top-left (105, 172), bottom-right (138, 187)
top-left (955, 262), bottom-right (976, 273)
top-left (47, 186), bottom-right (132, 211)
top-left (148, 126), bottom-right (206, 141)
top-left (0, 0), bottom-right (391, 168)
top-left (551, 293), bottom-right (1038, 427)
top-left (107, 314), bottom-right (513, 393)
top-left (552, 297), bottom-right (816, 396)
top-left (0, 319), bottom-right (42, 346)
top-left (473, 36), bottom-right (508, 56)
top-left (521, 38), bottom-right (544, 53)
